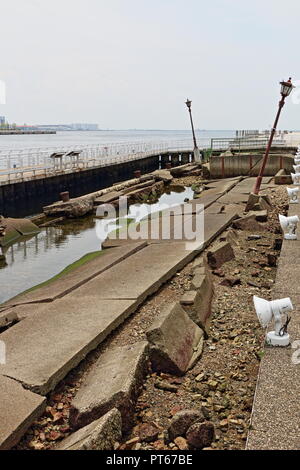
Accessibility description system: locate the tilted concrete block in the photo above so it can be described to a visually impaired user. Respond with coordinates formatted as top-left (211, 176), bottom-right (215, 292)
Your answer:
top-left (56, 409), bottom-right (122, 451)
top-left (146, 302), bottom-right (204, 376)
top-left (70, 342), bottom-right (149, 432)
top-left (207, 241), bottom-right (235, 269)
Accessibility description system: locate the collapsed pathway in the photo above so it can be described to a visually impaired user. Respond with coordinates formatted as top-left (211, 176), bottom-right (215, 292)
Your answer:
top-left (0, 176), bottom-right (273, 449)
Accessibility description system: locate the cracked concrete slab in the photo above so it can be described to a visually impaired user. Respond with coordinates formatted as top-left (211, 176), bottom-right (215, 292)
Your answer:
top-left (1, 242), bottom-right (147, 309)
top-left (0, 375), bottom-right (46, 450)
top-left (0, 298), bottom-right (138, 395)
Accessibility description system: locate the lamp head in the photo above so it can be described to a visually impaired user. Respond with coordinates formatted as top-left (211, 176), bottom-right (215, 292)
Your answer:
top-left (287, 187), bottom-right (299, 203)
top-left (253, 296), bottom-right (293, 347)
top-left (280, 78), bottom-right (295, 97)
top-left (185, 98), bottom-right (192, 110)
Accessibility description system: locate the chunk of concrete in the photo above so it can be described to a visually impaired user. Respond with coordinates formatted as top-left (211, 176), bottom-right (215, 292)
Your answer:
top-left (0, 298), bottom-right (138, 395)
top-left (70, 342), bottom-right (149, 432)
top-left (146, 302), bottom-right (204, 376)
top-left (152, 169), bottom-right (173, 183)
top-left (274, 169), bottom-right (292, 185)
top-left (93, 191), bottom-right (123, 206)
top-left (232, 213), bottom-right (266, 232)
top-left (56, 408), bottom-right (122, 450)
top-left (0, 309), bottom-right (18, 328)
top-left (0, 376), bottom-right (46, 450)
top-left (181, 272), bottom-right (214, 328)
top-left (245, 192), bottom-right (260, 212)
top-left (43, 198), bottom-right (94, 218)
top-left (207, 241), bottom-right (235, 269)
top-left (249, 210), bottom-right (268, 222)
top-left (220, 229), bottom-right (239, 246)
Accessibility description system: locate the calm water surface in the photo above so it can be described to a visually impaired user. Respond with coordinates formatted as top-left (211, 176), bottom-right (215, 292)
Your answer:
top-left (0, 186), bottom-right (194, 304)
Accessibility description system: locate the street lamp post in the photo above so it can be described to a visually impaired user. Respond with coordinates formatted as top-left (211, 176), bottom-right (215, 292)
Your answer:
top-left (185, 98), bottom-right (201, 163)
top-left (253, 78), bottom-right (294, 195)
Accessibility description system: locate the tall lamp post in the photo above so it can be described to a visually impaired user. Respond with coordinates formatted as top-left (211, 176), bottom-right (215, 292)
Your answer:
top-left (185, 98), bottom-right (201, 163)
top-left (253, 78), bottom-right (294, 195)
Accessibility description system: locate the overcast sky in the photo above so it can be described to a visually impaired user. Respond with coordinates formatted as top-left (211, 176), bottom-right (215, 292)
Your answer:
top-left (1, 0), bottom-right (300, 129)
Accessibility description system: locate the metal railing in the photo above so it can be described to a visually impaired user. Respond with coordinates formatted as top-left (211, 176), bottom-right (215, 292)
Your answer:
top-left (0, 135), bottom-right (291, 184)
top-left (210, 136), bottom-right (286, 152)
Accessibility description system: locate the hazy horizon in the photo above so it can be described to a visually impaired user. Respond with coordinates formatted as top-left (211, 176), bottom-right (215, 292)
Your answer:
top-left (1, 0), bottom-right (300, 130)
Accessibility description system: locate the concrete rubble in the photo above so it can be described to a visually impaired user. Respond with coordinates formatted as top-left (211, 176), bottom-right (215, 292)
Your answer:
top-left (56, 409), bottom-right (122, 451)
top-left (146, 302), bottom-right (204, 376)
top-left (70, 342), bottom-right (149, 432)
top-left (207, 241), bottom-right (235, 269)
top-left (0, 175), bottom-right (274, 449)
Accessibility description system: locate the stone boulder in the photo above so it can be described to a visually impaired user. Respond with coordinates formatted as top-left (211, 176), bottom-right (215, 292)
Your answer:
top-left (146, 303), bottom-right (204, 376)
top-left (186, 421), bottom-right (215, 449)
top-left (207, 241), bottom-right (235, 269)
top-left (168, 409), bottom-right (204, 440)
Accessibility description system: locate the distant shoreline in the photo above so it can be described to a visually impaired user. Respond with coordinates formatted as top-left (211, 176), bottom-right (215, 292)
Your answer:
top-left (0, 130), bottom-right (56, 135)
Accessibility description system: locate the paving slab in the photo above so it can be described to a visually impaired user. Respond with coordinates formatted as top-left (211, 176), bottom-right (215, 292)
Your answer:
top-left (93, 190), bottom-right (123, 205)
top-left (70, 242), bottom-right (198, 302)
top-left (0, 375), bottom-right (46, 450)
top-left (0, 309), bottom-right (18, 328)
top-left (0, 298), bottom-right (138, 395)
top-left (56, 409), bottom-right (122, 451)
top-left (1, 242), bottom-right (147, 309)
top-left (247, 198), bottom-right (300, 450)
top-left (70, 342), bottom-right (149, 431)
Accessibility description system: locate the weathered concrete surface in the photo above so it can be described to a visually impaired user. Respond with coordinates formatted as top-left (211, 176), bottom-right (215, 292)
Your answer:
top-left (71, 242), bottom-right (200, 302)
top-left (70, 342), bottom-right (149, 431)
top-left (0, 376), bottom-right (46, 450)
top-left (181, 270), bottom-right (214, 328)
top-left (0, 217), bottom-right (40, 247)
top-left (152, 169), bottom-right (173, 183)
top-left (2, 242), bottom-right (147, 309)
top-left (93, 190), bottom-right (123, 206)
top-left (146, 302), bottom-right (204, 375)
top-left (0, 309), bottom-right (18, 328)
top-left (0, 298), bottom-right (138, 395)
top-left (207, 241), bottom-right (235, 269)
top-left (274, 169), bottom-right (292, 185)
top-left (247, 203), bottom-right (300, 450)
top-left (232, 213), bottom-right (266, 232)
top-left (44, 197), bottom-right (94, 218)
top-left (170, 163), bottom-right (200, 177)
top-left (56, 409), bottom-right (122, 450)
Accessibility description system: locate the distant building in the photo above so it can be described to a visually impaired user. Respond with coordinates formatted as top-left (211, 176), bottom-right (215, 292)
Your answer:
top-left (36, 123), bottom-right (99, 131)
top-left (70, 123), bottom-right (99, 131)
top-left (0, 116), bottom-right (5, 126)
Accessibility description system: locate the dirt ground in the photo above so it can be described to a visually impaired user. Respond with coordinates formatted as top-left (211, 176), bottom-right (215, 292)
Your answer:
top-left (15, 181), bottom-right (288, 451)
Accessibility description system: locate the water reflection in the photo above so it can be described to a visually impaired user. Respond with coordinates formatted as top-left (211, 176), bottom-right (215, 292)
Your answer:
top-left (0, 186), bottom-right (193, 304)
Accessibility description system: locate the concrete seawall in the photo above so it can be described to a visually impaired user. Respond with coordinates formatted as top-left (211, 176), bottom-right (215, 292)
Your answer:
top-left (210, 152), bottom-right (294, 178)
top-left (0, 151), bottom-right (191, 217)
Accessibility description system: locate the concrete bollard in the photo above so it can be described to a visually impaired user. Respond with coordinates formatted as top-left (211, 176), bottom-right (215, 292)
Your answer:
top-left (134, 170), bottom-right (141, 179)
top-left (60, 191), bottom-right (70, 203)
